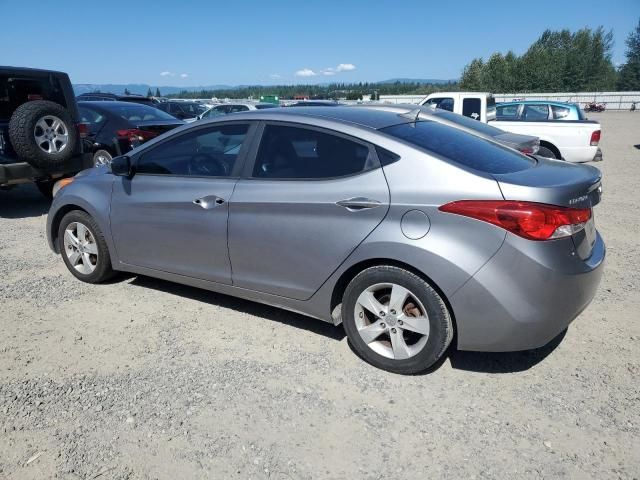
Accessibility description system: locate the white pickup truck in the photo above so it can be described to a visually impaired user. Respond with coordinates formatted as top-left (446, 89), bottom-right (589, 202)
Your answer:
top-left (419, 92), bottom-right (602, 162)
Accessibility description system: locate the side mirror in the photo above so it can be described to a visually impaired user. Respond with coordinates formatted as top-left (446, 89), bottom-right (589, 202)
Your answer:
top-left (110, 155), bottom-right (133, 177)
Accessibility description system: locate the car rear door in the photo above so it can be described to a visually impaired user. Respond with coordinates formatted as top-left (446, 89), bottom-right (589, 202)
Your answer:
top-left (110, 122), bottom-right (255, 284)
top-left (228, 122), bottom-right (390, 300)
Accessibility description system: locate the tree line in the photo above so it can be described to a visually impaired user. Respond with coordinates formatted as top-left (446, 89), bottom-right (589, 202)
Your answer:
top-left (166, 19), bottom-right (640, 99)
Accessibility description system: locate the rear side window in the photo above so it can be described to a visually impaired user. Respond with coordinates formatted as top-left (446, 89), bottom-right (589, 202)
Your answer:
top-left (381, 121), bottom-right (535, 174)
top-left (496, 104), bottom-right (520, 119)
top-left (551, 105), bottom-right (570, 119)
top-left (462, 98), bottom-right (482, 120)
top-left (252, 125), bottom-right (377, 179)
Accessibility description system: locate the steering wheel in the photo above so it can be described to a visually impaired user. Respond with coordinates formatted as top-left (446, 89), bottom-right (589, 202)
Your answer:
top-left (187, 153), bottom-right (228, 177)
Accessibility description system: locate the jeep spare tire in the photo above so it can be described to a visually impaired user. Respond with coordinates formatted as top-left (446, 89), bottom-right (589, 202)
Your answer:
top-left (8, 100), bottom-right (77, 169)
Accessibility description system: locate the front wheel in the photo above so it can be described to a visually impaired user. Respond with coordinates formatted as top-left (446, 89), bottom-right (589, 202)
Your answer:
top-left (58, 210), bottom-right (115, 283)
top-left (342, 266), bottom-right (453, 374)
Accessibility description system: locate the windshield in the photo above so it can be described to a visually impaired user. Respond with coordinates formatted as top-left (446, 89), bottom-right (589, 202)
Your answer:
top-left (381, 121), bottom-right (535, 174)
top-left (430, 109), bottom-right (505, 137)
top-left (101, 104), bottom-right (178, 122)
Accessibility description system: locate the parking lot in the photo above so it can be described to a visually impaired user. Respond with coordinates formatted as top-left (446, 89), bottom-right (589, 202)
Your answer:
top-left (0, 111), bottom-right (638, 479)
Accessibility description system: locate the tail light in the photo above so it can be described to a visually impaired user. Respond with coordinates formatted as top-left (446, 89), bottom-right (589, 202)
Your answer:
top-left (77, 123), bottom-right (89, 139)
top-left (518, 141), bottom-right (540, 155)
top-left (590, 130), bottom-right (601, 146)
top-left (116, 128), bottom-right (158, 143)
top-left (439, 200), bottom-right (592, 241)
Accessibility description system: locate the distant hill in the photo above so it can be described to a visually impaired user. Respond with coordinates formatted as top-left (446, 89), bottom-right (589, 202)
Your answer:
top-left (73, 78), bottom-right (455, 96)
top-left (73, 84), bottom-right (232, 96)
top-left (377, 78), bottom-right (455, 84)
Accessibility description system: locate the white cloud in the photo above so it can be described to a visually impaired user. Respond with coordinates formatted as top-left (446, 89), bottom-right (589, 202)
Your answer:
top-left (336, 63), bottom-right (356, 72)
top-left (180, 73), bottom-right (189, 78)
top-left (295, 68), bottom-right (317, 77)
top-left (269, 73), bottom-right (282, 79)
top-left (321, 68), bottom-right (336, 76)
top-left (160, 71), bottom-right (173, 77)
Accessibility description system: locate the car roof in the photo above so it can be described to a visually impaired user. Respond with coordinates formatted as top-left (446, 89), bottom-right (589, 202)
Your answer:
top-left (78, 100), bottom-right (155, 109)
top-left (214, 106), bottom-right (411, 130)
top-left (499, 100), bottom-right (574, 106)
top-left (0, 65), bottom-right (67, 76)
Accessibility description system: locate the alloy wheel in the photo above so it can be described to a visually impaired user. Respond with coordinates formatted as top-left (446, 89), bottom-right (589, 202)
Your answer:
top-left (354, 283), bottom-right (430, 360)
top-left (34, 115), bottom-right (69, 154)
top-left (63, 222), bottom-right (98, 275)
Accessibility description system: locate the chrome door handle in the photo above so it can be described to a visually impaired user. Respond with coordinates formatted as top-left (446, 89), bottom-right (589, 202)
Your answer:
top-left (336, 197), bottom-right (382, 211)
top-left (193, 195), bottom-right (225, 209)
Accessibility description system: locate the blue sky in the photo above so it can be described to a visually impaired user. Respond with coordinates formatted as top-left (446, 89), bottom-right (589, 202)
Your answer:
top-left (1, 0), bottom-right (638, 86)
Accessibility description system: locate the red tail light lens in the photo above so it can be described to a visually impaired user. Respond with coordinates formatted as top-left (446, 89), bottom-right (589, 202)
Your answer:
top-left (590, 130), bottom-right (601, 146)
top-left (77, 122), bottom-right (89, 138)
top-left (439, 200), bottom-right (592, 241)
top-left (116, 128), bottom-right (158, 143)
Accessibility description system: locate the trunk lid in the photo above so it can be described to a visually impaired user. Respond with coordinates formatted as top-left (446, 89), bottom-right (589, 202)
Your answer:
top-left (134, 119), bottom-right (184, 136)
top-left (493, 157), bottom-right (602, 259)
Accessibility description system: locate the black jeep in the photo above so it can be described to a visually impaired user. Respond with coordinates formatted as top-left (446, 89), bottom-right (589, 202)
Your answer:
top-left (0, 66), bottom-right (92, 198)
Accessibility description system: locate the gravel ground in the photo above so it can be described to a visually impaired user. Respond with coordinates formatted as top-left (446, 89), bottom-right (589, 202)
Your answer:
top-left (1, 111), bottom-right (639, 479)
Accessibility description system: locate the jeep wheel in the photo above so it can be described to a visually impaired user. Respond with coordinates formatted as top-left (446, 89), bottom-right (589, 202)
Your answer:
top-left (8, 101), bottom-right (78, 169)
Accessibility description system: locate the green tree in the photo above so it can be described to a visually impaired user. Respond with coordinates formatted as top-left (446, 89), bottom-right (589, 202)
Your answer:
top-left (146, 87), bottom-right (153, 97)
top-left (155, 87), bottom-right (162, 97)
top-left (460, 58), bottom-right (485, 90)
top-left (124, 88), bottom-right (131, 95)
top-left (618, 18), bottom-right (640, 91)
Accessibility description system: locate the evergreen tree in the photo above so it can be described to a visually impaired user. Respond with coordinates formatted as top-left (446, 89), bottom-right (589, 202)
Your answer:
top-left (124, 88), bottom-right (131, 95)
top-left (155, 87), bottom-right (162, 97)
top-left (618, 18), bottom-right (640, 91)
top-left (147, 87), bottom-right (153, 97)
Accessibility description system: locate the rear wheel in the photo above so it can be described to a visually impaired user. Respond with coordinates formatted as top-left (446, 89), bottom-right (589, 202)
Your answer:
top-left (342, 266), bottom-right (453, 374)
top-left (58, 210), bottom-right (115, 283)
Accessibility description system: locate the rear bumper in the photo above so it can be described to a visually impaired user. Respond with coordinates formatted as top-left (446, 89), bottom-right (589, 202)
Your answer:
top-left (451, 232), bottom-right (605, 352)
top-left (0, 153), bottom-right (93, 186)
top-left (562, 145), bottom-right (600, 163)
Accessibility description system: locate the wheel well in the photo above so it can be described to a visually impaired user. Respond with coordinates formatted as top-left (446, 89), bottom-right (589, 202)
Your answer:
top-left (539, 140), bottom-right (561, 159)
top-left (50, 204), bottom-right (89, 252)
top-left (330, 258), bottom-right (457, 344)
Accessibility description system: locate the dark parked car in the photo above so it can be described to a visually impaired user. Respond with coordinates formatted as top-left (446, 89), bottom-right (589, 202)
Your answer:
top-left (78, 101), bottom-right (184, 166)
top-left (76, 92), bottom-right (156, 107)
top-left (48, 107), bottom-right (604, 374)
top-left (155, 101), bottom-right (208, 120)
top-left (1, 66), bottom-right (91, 198)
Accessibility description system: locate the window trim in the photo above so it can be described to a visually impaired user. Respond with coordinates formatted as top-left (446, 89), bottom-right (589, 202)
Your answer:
top-left (241, 121), bottom-right (382, 181)
top-left (131, 121), bottom-right (258, 179)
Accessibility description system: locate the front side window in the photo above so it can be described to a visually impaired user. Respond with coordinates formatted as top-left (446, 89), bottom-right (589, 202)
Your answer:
top-left (137, 123), bottom-right (249, 177)
top-left (522, 104), bottom-right (549, 120)
top-left (228, 105), bottom-right (250, 113)
top-left (252, 125), bottom-right (376, 179)
top-left (425, 97), bottom-right (454, 112)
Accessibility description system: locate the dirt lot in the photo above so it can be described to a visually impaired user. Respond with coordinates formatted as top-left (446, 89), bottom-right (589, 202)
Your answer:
top-left (1, 111), bottom-right (639, 479)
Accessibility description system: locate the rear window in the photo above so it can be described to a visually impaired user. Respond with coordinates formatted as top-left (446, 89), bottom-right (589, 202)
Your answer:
top-left (101, 104), bottom-right (177, 122)
top-left (431, 109), bottom-right (505, 137)
top-left (255, 104), bottom-right (278, 109)
top-left (381, 121), bottom-right (535, 174)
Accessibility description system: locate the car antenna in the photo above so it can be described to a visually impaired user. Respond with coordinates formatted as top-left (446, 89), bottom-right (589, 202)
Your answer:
top-left (400, 107), bottom-right (422, 123)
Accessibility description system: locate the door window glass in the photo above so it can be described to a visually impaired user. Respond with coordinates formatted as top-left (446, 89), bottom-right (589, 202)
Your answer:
top-left (551, 105), bottom-right (571, 119)
top-left (496, 104), bottom-right (520, 119)
top-left (462, 98), bottom-right (482, 120)
top-left (137, 124), bottom-right (249, 177)
top-left (424, 97), bottom-right (454, 112)
top-left (252, 125), bottom-right (376, 179)
top-left (522, 104), bottom-right (549, 120)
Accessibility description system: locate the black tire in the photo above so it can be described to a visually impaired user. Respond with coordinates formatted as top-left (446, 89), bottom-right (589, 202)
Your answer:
top-left (8, 100), bottom-right (78, 169)
top-left (35, 180), bottom-right (55, 200)
top-left (57, 210), bottom-right (115, 284)
top-left (537, 146), bottom-right (557, 159)
top-left (342, 266), bottom-right (453, 375)
top-left (92, 149), bottom-right (113, 167)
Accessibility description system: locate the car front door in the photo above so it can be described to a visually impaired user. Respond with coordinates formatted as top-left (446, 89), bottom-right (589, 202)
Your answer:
top-left (110, 122), bottom-right (255, 284)
top-left (228, 123), bottom-right (390, 300)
